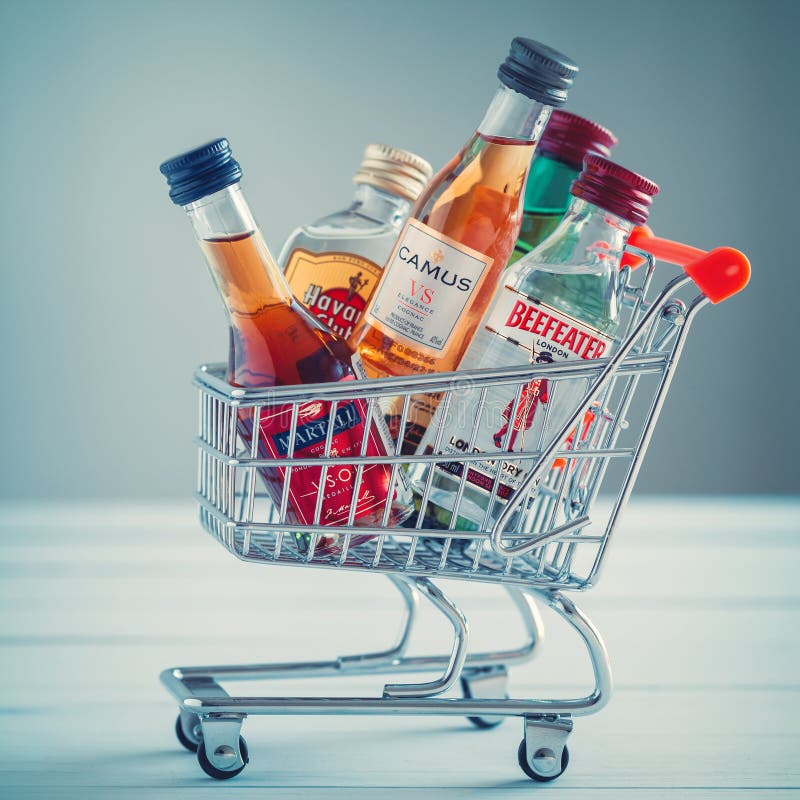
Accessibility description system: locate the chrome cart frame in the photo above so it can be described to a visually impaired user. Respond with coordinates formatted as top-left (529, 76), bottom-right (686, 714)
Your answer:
top-left (161, 236), bottom-right (749, 782)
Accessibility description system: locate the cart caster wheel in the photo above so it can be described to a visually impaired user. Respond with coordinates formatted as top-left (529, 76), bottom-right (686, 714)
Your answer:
top-left (460, 669), bottom-right (507, 730)
top-left (197, 736), bottom-right (249, 780)
top-left (517, 739), bottom-right (569, 782)
top-left (175, 713), bottom-right (202, 753)
top-left (467, 713), bottom-right (503, 730)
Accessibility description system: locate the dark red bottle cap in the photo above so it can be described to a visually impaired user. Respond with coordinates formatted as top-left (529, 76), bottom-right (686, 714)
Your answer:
top-left (538, 110), bottom-right (618, 168)
top-left (570, 155), bottom-right (659, 225)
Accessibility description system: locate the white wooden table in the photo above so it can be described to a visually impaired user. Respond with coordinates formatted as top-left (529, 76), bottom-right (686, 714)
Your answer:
top-left (1, 498), bottom-right (798, 799)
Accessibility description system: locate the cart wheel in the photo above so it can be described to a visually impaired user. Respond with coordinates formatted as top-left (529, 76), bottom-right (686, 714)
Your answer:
top-left (197, 736), bottom-right (249, 780)
top-left (517, 739), bottom-right (569, 782)
top-left (460, 675), bottom-right (506, 730)
top-left (175, 713), bottom-right (202, 752)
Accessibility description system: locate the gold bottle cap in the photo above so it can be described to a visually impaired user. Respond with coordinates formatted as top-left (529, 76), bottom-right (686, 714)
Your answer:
top-left (353, 143), bottom-right (433, 202)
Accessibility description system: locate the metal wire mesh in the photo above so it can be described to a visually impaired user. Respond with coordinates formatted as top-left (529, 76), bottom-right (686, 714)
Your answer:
top-left (195, 249), bottom-right (705, 590)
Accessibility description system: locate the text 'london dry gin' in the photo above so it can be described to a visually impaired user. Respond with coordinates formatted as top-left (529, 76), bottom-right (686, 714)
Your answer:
top-left (159, 139), bottom-right (413, 554)
top-left (349, 38), bottom-right (578, 452)
top-left (280, 144), bottom-right (432, 340)
top-left (410, 155), bottom-right (659, 531)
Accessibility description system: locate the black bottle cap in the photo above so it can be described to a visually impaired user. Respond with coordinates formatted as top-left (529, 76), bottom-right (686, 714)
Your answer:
top-left (498, 38), bottom-right (578, 107)
top-left (159, 138), bottom-right (242, 206)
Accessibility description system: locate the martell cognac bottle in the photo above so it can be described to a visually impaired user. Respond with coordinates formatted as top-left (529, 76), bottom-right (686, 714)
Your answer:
top-left (349, 38), bottom-right (578, 452)
top-left (159, 139), bottom-right (412, 551)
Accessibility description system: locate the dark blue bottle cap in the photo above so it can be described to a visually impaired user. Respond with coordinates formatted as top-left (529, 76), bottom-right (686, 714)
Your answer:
top-left (159, 138), bottom-right (242, 206)
top-left (498, 38), bottom-right (578, 107)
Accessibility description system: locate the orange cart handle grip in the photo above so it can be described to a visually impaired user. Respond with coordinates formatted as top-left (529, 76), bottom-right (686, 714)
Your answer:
top-left (627, 226), bottom-right (750, 304)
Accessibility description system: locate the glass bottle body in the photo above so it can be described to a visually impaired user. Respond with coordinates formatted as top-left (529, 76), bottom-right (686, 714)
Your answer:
top-left (186, 186), bottom-right (412, 547)
top-left (350, 85), bottom-right (550, 450)
top-left (508, 153), bottom-right (580, 265)
top-left (409, 199), bottom-right (630, 530)
top-left (279, 185), bottom-right (412, 340)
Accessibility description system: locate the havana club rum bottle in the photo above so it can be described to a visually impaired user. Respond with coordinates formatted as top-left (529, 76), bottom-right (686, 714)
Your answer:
top-left (159, 139), bottom-right (413, 551)
top-left (411, 155), bottom-right (659, 530)
top-left (508, 110), bottom-right (617, 265)
top-left (350, 38), bottom-right (578, 452)
top-left (279, 144), bottom-right (432, 340)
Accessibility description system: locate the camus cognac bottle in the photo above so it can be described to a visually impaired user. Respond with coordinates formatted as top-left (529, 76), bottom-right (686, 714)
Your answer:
top-left (349, 38), bottom-right (578, 452)
top-left (412, 155), bottom-right (659, 530)
top-left (159, 139), bottom-right (413, 551)
top-left (279, 144), bottom-right (432, 339)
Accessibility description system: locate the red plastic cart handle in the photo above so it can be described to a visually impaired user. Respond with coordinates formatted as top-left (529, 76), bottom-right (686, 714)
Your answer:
top-left (627, 226), bottom-right (750, 304)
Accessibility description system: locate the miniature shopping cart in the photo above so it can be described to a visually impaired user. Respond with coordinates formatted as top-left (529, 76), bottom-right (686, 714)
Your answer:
top-left (161, 232), bottom-right (749, 782)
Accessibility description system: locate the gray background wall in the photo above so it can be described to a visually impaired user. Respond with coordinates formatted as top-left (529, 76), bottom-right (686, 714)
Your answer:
top-left (0, 0), bottom-right (794, 498)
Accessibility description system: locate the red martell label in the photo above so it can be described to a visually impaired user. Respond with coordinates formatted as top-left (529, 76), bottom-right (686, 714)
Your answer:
top-left (258, 383), bottom-right (390, 526)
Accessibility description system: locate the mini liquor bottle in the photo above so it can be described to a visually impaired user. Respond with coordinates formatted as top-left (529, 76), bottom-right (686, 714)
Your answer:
top-left (159, 139), bottom-right (413, 550)
top-left (508, 110), bottom-right (617, 265)
top-left (350, 38), bottom-right (578, 452)
top-left (279, 144), bottom-right (432, 340)
top-left (411, 155), bottom-right (658, 530)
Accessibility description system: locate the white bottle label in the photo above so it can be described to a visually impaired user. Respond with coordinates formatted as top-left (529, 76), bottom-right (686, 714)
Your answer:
top-left (485, 285), bottom-right (612, 362)
top-left (364, 219), bottom-right (492, 355)
top-left (427, 285), bottom-right (614, 497)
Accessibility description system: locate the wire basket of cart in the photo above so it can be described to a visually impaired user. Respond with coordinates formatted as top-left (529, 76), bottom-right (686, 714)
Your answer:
top-left (162, 233), bottom-right (749, 782)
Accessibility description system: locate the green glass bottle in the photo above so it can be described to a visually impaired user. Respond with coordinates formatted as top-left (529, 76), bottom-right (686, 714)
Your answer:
top-left (509, 110), bottom-right (618, 265)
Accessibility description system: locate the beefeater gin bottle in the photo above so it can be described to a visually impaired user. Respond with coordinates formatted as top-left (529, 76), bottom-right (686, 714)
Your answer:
top-left (410, 155), bottom-right (659, 531)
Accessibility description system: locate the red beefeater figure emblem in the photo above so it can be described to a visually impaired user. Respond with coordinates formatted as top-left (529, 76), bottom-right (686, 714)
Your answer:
top-left (493, 351), bottom-right (554, 450)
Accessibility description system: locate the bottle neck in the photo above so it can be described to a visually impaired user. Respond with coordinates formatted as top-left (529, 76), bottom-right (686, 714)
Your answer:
top-left (184, 184), bottom-right (292, 314)
top-left (531, 197), bottom-right (634, 269)
top-left (523, 152), bottom-right (581, 214)
top-left (350, 183), bottom-right (412, 226)
top-left (477, 83), bottom-right (550, 143)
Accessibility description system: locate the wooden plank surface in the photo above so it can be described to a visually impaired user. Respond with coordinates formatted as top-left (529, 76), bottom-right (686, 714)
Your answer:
top-left (0, 498), bottom-right (798, 799)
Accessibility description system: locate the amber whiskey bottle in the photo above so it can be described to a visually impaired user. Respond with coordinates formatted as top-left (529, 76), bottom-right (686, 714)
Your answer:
top-left (159, 139), bottom-right (413, 550)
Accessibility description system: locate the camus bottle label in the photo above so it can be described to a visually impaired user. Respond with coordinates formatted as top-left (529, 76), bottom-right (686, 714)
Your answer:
top-left (431, 285), bottom-right (613, 496)
top-left (364, 219), bottom-right (492, 354)
top-left (284, 249), bottom-right (383, 340)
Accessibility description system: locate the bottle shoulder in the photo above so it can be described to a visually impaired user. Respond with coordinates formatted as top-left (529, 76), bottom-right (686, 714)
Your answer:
top-left (279, 213), bottom-right (404, 266)
top-left (304, 212), bottom-right (401, 237)
top-left (281, 208), bottom-right (400, 251)
top-left (504, 258), bottom-right (620, 335)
